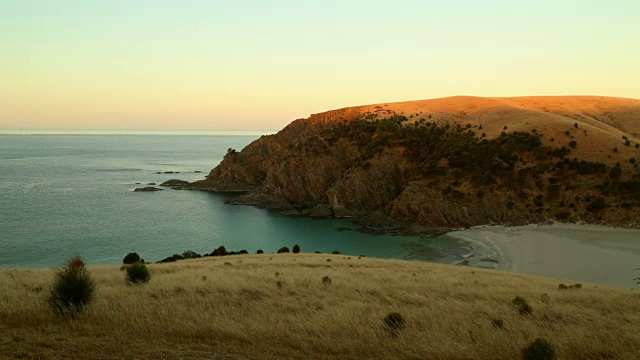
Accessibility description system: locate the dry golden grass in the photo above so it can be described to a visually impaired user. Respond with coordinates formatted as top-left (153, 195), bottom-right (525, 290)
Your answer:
top-left (1, 254), bottom-right (639, 359)
top-left (340, 95), bottom-right (640, 167)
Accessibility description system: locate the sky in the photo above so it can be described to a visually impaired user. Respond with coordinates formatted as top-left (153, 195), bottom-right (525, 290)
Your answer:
top-left (1, 0), bottom-right (639, 131)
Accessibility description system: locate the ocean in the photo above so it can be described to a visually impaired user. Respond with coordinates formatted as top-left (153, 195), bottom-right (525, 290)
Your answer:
top-left (0, 133), bottom-right (476, 268)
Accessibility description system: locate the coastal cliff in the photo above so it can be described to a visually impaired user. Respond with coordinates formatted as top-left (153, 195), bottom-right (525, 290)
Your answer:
top-left (191, 96), bottom-right (640, 230)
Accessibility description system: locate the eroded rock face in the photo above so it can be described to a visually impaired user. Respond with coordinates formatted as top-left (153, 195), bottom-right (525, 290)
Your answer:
top-left (190, 98), bottom-right (640, 229)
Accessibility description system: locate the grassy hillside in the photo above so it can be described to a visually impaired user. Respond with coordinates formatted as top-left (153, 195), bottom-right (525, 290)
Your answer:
top-left (348, 96), bottom-right (640, 166)
top-left (2, 254), bottom-right (639, 359)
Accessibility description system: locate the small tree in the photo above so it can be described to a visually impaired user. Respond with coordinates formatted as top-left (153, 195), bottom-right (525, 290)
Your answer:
top-left (123, 252), bottom-right (141, 264)
top-left (292, 244), bottom-right (301, 254)
top-left (277, 246), bottom-right (290, 253)
top-left (47, 255), bottom-right (96, 317)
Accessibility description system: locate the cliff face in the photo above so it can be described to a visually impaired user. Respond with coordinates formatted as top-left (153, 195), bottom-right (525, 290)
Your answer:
top-left (191, 96), bottom-right (640, 229)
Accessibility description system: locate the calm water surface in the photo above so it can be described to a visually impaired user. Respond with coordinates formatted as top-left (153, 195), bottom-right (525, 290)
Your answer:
top-left (0, 134), bottom-right (469, 268)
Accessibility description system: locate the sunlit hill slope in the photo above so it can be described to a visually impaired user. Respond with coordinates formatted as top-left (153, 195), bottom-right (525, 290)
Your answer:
top-left (189, 96), bottom-right (640, 230)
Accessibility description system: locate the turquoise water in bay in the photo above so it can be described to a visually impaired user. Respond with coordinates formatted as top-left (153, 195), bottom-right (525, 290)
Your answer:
top-left (0, 134), bottom-right (469, 268)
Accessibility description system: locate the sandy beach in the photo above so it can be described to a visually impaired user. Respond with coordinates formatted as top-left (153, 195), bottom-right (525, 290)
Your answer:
top-left (449, 223), bottom-right (640, 290)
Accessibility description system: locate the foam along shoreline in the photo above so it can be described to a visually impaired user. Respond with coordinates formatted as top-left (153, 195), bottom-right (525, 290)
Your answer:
top-left (448, 223), bottom-right (640, 290)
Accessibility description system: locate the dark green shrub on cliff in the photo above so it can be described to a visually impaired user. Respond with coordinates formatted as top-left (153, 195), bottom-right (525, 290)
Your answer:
top-left (211, 245), bottom-right (227, 256)
top-left (277, 246), bottom-right (290, 253)
top-left (610, 165), bottom-right (622, 179)
top-left (292, 244), bottom-right (301, 253)
top-left (586, 197), bottom-right (606, 212)
top-left (126, 263), bottom-right (151, 285)
top-left (123, 252), bottom-right (141, 264)
top-left (48, 255), bottom-right (96, 317)
top-left (181, 250), bottom-right (201, 259)
top-left (521, 338), bottom-right (555, 360)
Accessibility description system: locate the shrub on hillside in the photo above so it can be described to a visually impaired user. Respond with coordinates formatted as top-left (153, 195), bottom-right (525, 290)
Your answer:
top-left (277, 246), bottom-right (290, 253)
top-left (292, 244), bottom-right (301, 254)
top-left (126, 263), bottom-right (151, 285)
top-left (210, 245), bottom-right (227, 256)
top-left (383, 312), bottom-right (405, 337)
top-left (181, 250), bottom-right (201, 259)
top-left (512, 296), bottom-right (532, 315)
top-left (331, 250), bottom-right (341, 254)
top-left (123, 252), bottom-right (141, 264)
top-left (47, 255), bottom-right (96, 317)
top-left (521, 338), bottom-right (555, 360)
top-left (586, 197), bottom-right (606, 212)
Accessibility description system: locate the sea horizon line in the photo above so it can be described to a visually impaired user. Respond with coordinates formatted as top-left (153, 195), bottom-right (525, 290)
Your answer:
top-left (0, 129), bottom-right (277, 136)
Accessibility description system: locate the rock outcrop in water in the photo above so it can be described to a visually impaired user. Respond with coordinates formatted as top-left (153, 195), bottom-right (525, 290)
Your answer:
top-left (189, 96), bottom-right (640, 230)
top-left (134, 187), bottom-right (164, 192)
top-left (160, 179), bottom-right (191, 187)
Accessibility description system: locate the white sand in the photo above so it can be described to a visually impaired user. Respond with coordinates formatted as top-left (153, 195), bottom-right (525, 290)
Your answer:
top-left (449, 223), bottom-right (640, 290)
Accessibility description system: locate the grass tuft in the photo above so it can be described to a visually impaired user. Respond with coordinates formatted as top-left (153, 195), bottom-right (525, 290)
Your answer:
top-left (47, 255), bottom-right (96, 317)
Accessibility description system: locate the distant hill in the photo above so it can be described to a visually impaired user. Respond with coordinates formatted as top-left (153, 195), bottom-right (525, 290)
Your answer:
top-left (191, 96), bottom-right (640, 230)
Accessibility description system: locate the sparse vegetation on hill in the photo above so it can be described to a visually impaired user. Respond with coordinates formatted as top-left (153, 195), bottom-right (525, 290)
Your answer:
top-left (191, 97), bottom-right (640, 229)
top-left (2, 255), bottom-right (639, 359)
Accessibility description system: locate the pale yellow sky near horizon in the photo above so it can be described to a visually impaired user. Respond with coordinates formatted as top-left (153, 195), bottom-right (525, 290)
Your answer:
top-left (2, 1), bottom-right (639, 131)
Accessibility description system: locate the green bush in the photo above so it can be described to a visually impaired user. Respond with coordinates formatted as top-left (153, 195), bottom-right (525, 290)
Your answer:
top-left (181, 250), bottom-right (201, 259)
top-left (292, 244), bottom-right (301, 254)
top-left (47, 255), bottom-right (96, 317)
top-left (331, 250), bottom-right (341, 254)
top-left (277, 246), bottom-right (290, 253)
top-left (383, 312), bottom-right (405, 337)
top-left (513, 296), bottom-right (532, 315)
top-left (521, 338), bottom-right (555, 360)
top-left (210, 245), bottom-right (227, 256)
top-left (123, 252), bottom-right (141, 264)
top-left (126, 263), bottom-right (151, 284)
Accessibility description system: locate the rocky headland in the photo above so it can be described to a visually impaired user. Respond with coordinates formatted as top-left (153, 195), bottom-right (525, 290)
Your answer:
top-left (183, 96), bottom-right (640, 231)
